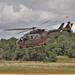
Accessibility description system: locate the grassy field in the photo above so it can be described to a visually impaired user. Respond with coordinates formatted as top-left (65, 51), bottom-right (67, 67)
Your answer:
top-left (0, 56), bottom-right (75, 74)
top-left (56, 56), bottom-right (75, 63)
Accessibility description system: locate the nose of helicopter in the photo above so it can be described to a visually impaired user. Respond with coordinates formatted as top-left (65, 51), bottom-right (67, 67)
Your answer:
top-left (16, 37), bottom-right (27, 47)
top-left (16, 38), bottom-right (25, 46)
top-left (16, 38), bottom-right (21, 46)
top-left (16, 40), bottom-right (19, 46)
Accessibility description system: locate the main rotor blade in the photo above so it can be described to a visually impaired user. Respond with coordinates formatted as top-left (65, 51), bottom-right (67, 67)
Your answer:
top-left (37, 19), bottom-right (52, 27)
top-left (4, 28), bottom-right (32, 31)
top-left (18, 29), bottom-right (32, 34)
top-left (4, 27), bottom-right (36, 31)
top-left (3, 19), bottom-right (51, 31)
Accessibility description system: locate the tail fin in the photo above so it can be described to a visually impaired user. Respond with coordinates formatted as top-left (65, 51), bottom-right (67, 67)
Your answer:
top-left (65, 21), bottom-right (73, 32)
top-left (58, 23), bottom-right (64, 29)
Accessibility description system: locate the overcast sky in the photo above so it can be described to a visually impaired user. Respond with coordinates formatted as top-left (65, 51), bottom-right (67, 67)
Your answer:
top-left (0, 0), bottom-right (75, 39)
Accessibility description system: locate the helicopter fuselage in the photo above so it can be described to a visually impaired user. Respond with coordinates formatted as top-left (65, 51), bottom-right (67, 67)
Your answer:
top-left (16, 29), bottom-right (49, 48)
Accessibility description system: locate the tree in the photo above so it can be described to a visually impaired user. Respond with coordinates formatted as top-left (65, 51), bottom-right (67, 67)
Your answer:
top-left (0, 31), bottom-right (75, 61)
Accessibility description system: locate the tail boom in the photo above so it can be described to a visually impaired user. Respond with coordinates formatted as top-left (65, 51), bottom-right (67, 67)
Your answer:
top-left (49, 22), bottom-right (73, 33)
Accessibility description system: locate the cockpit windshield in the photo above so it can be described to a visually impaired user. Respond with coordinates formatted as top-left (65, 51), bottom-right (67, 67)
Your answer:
top-left (21, 35), bottom-right (29, 41)
top-left (16, 35), bottom-right (29, 43)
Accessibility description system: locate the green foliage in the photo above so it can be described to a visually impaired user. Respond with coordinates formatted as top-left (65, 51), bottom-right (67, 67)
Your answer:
top-left (43, 51), bottom-right (57, 62)
top-left (67, 48), bottom-right (75, 58)
top-left (0, 31), bottom-right (75, 62)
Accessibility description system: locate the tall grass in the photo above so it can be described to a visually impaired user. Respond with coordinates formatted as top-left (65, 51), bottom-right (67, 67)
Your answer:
top-left (0, 56), bottom-right (75, 74)
top-left (56, 56), bottom-right (75, 63)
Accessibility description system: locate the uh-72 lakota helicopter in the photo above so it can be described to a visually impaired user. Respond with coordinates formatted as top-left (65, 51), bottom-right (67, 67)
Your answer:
top-left (4, 16), bottom-right (73, 49)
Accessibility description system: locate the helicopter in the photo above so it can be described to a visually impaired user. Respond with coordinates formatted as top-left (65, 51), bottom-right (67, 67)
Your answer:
top-left (4, 16), bottom-right (73, 49)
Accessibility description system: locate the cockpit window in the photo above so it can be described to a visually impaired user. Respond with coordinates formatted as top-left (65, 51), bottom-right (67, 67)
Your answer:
top-left (23, 36), bottom-right (26, 38)
top-left (26, 35), bottom-right (29, 39)
top-left (23, 35), bottom-right (29, 41)
top-left (20, 39), bottom-right (22, 41)
top-left (20, 37), bottom-right (23, 41)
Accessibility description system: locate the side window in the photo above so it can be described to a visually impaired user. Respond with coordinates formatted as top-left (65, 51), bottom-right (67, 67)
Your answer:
top-left (31, 36), bottom-right (34, 39)
top-left (35, 34), bottom-right (40, 39)
top-left (30, 35), bottom-right (39, 40)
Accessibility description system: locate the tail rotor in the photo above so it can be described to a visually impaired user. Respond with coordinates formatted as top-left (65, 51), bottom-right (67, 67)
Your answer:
top-left (65, 16), bottom-right (73, 32)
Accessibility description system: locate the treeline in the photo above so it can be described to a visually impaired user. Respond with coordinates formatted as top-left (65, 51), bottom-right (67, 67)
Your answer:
top-left (0, 31), bottom-right (75, 62)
